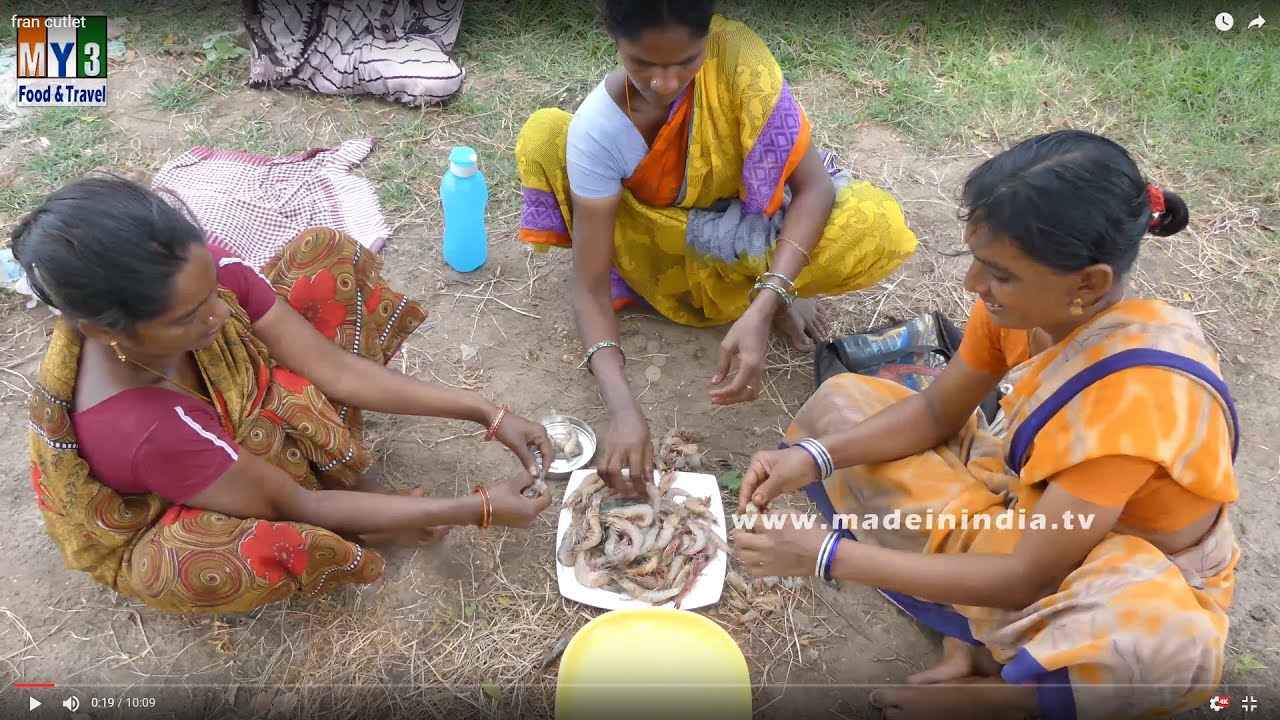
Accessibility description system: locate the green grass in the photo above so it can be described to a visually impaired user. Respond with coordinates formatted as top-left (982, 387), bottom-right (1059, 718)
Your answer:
top-left (0, 108), bottom-right (122, 217)
top-left (1, 1), bottom-right (240, 48)
top-left (203, 110), bottom-right (298, 158)
top-left (146, 78), bottom-right (208, 113)
top-left (4, 0), bottom-right (1276, 223)
top-left (365, 98), bottom-right (527, 226)
top-left (453, 0), bottom-right (1279, 209)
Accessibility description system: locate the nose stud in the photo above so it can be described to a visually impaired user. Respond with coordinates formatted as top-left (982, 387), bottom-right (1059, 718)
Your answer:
top-left (650, 79), bottom-right (659, 88)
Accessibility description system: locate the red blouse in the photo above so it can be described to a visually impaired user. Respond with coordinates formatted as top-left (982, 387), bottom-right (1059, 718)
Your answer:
top-left (71, 244), bottom-right (278, 504)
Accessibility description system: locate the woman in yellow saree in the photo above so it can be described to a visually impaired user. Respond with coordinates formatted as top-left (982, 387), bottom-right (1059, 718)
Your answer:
top-left (516, 0), bottom-right (919, 496)
top-left (733, 131), bottom-right (1241, 718)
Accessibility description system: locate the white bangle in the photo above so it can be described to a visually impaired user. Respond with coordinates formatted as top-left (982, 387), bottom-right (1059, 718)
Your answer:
top-left (814, 530), bottom-right (840, 579)
top-left (796, 438), bottom-right (834, 480)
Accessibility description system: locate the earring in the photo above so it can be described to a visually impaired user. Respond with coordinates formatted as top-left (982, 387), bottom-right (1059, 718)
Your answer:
top-left (1069, 298), bottom-right (1084, 317)
top-left (110, 341), bottom-right (127, 362)
top-left (650, 78), bottom-right (659, 88)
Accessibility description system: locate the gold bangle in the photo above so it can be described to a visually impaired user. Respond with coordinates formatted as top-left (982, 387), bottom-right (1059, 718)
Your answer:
top-left (473, 485), bottom-right (492, 529)
top-left (760, 272), bottom-right (797, 293)
top-left (484, 405), bottom-right (508, 441)
top-left (751, 281), bottom-right (795, 308)
top-left (779, 237), bottom-right (812, 267)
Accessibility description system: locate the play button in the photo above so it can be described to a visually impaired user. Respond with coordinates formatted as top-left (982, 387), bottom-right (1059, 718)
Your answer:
top-left (29, 697), bottom-right (41, 711)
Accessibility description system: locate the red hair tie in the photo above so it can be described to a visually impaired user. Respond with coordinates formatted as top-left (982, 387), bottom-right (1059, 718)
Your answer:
top-left (1147, 183), bottom-right (1166, 228)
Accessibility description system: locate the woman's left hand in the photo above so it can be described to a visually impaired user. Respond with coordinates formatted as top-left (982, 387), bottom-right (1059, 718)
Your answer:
top-left (710, 307), bottom-right (772, 405)
top-left (731, 523), bottom-right (832, 577)
top-left (493, 410), bottom-right (555, 477)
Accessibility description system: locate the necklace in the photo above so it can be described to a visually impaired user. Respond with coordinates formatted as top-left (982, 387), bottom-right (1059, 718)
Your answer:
top-left (624, 78), bottom-right (653, 141)
top-left (113, 343), bottom-right (212, 403)
top-left (130, 357), bottom-right (212, 403)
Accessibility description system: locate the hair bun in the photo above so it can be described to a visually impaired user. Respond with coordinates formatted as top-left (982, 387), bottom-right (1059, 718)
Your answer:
top-left (1150, 189), bottom-right (1189, 237)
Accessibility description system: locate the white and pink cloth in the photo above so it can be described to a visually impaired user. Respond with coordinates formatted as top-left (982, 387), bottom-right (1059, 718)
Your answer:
top-left (151, 2), bottom-right (474, 266)
top-left (150, 138), bottom-right (392, 269)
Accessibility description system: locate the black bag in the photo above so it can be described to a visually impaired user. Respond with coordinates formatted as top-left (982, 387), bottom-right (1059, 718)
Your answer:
top-left (813, 310), bottom-right (1003, 424)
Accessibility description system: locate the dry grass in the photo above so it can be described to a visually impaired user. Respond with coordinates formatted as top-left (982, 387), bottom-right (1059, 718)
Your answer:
top-left (1128, 204), bottom-right (1280, 349)
top-left (821, 161), bottom-right (1279, 358)
top-left (12, 482), bottom-right (842, 718)
top-left (0, 608), bottom-right (38, 678)
top-left (1, 379), bottom-right (846, 711)
top-left (203, 531), bottom-right (843, 720)
top-left (2, 1), bottom-right (1278, 712)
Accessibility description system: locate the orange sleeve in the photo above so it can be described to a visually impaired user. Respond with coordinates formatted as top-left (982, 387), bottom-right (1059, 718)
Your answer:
top-left (1050, 455), bottom-right (1158, 507)
top-left (957, 301), bottom-right (1009, 375)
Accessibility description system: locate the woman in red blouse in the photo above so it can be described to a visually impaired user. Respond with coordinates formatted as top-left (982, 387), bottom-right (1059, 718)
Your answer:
top-left (19, 174), bottom-right (554, 613)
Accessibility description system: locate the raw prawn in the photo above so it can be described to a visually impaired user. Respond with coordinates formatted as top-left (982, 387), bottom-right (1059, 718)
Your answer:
top-left (556, 469), bottom-right (728, 606)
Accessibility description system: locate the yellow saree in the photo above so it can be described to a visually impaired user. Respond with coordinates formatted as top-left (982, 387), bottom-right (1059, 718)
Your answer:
top-left (515, 15), bottom-right (918, 326)
top-left (27, 229), bottom-right (426, 613)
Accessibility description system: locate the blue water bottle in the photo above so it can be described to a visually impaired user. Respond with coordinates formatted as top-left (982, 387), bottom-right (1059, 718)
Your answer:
top-left (441, 146), bottom-right (489, 273)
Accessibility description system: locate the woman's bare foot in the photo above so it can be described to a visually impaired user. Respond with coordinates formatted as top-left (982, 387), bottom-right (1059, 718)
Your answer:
top-left (869, 677), bottom-right (1037, 720)
top-left (774, 297), bottom-right (830, 352)
top-left (906, 636), bottom-right (1003, 684)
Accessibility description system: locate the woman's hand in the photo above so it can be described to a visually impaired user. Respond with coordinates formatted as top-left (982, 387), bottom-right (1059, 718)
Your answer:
top-left (738, 446), bottom-right (822, 513)
top-left (599, 408), bottom-right (653, 498)
top-left (710, 306), bottom-right (772, 406)
top-left (732, 523), bottom-right (831, 577)
top-left (487, 475), bottom-right (554, 528)
top-left (493, 410), bottom-right (555, 477)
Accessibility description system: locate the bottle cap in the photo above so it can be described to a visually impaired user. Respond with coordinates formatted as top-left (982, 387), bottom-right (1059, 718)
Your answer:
top-left (449, 146), bottom-right (479, 177)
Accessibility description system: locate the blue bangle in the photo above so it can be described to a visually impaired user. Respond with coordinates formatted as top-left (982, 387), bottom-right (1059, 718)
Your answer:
top-left (822, 534), bottom-right (842, 581)
top-left (796, 443), bottom-right (824, 480)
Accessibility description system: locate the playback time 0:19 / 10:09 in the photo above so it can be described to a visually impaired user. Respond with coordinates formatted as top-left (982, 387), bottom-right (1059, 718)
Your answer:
top-left (89, 695), bottom-right (159, 709)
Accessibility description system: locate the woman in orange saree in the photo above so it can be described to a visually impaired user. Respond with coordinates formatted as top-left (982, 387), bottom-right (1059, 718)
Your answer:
top-left (21, 175), bottom-right (554, 614)
top-left (733, 131), bottom-right (1242, 719)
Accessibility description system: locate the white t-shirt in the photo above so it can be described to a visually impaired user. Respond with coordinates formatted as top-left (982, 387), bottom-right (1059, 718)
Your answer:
top-left (565, 79), bottom-right (651, 199)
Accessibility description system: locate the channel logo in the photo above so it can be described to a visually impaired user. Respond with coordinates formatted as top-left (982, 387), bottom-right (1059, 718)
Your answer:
top-left (12, 14), bottom-right (108, 107)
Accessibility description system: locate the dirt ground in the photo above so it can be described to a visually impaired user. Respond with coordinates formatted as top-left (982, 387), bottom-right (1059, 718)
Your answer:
top-left (1, 51), bottom-right (1278, 720)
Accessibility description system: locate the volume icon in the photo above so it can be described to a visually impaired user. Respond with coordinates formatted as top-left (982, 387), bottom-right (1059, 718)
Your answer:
top-left (61, 696), bottom-right (79, 711)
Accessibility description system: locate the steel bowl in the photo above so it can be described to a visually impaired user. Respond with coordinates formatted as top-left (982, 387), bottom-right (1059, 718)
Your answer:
top-left (539, 415), bottom-right (598, 480)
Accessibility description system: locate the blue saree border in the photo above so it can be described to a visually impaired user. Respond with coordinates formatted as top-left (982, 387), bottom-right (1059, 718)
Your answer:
top-left (796, 470), bottom-right (980, 645)
top-left (785, 443), bottom-right (1075, 719)
top-left (1006, 348), bottom-right (1241, 474)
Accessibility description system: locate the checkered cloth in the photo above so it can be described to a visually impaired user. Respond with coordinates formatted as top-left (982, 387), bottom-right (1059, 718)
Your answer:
top-left (150, 138), bottom-right (391, 269)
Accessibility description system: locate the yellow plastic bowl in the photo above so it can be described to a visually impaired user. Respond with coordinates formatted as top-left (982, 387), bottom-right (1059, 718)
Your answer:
top-left (554, 607), bottom-right (752, 720)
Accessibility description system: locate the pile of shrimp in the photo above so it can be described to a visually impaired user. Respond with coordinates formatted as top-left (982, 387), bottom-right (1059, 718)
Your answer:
top-left (557, 470), bottom-right (729, 606)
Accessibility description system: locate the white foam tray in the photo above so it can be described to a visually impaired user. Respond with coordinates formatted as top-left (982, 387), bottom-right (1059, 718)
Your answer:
top-left (554, 469), bottom-right (727, 611)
